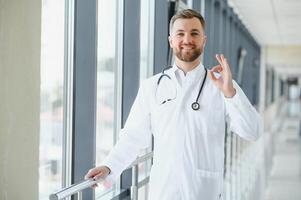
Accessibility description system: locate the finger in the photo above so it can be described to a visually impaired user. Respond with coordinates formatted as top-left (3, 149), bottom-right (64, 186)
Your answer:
top-left (85, 171), bottom-right (93, 179)
top-left (94, 173), bottom-right (105, 180)
top-left (85, 170), bottom-right (95, 179)
top-left (220, 54), bottom-right (225, 62)
top-left (223, 61), bottom-right (230, 74)
top-left (217, 54), bottom-right (227, 68)
top-left (220, 54), bottom-right (230, 72)
top-left (209, 69), bottom-right (219, 81)
top-left (85, 168), bottom-right (100, 179)
top-left (211, 65), bottom-right (223, 73)
top-left (215, 54), bottom-right (222, 64)
top-left (215, 54), bottom-right (223, 66)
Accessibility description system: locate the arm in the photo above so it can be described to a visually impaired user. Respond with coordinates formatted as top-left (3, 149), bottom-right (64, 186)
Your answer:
top-left (85, 82), bottom-right (152, 183)
top-left (223, 81), bottom-right (262, 141)
top-left (209, 54), bottom-right (262, 141)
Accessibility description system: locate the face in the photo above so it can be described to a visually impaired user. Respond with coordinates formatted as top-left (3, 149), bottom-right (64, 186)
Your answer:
top-left (169, 17), bottom-right (207, 62)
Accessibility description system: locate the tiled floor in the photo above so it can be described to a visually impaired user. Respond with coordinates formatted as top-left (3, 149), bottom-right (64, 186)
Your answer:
top-left (265, 101), bottom-right (301, 200)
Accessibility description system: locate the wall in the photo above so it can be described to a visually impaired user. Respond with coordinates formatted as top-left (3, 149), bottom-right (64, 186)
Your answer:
top-left (0, 0), bottom-right (41, 199)
top-left (266, 45), bottom-right (301, 65)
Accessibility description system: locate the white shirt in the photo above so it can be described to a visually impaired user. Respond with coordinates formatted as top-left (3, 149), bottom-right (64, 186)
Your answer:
top-left (103, 63), bottom-right (262, 200)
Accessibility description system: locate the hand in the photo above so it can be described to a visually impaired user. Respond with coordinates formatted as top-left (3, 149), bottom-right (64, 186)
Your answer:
top-left (208, 54), bottom-right (236, 98)
top-left (84, 166), bottom-right (111, 188)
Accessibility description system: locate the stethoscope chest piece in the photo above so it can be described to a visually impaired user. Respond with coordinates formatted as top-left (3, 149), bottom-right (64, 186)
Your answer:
top-left (191, 102), bottom-right (200, 111)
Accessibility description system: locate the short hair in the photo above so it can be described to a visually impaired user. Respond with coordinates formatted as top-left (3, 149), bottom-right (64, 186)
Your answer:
top-left (169, 9), bottom-right (206, 34)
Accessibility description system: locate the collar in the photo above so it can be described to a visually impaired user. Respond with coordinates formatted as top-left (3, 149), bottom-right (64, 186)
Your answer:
top-left (171, 63), bottom-right (206, 82)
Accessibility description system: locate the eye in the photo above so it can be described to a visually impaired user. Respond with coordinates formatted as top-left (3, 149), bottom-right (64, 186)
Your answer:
top-left (191, 32), bottom-right (200, 36)
top-left (176, 32), bottom-right (184, 37)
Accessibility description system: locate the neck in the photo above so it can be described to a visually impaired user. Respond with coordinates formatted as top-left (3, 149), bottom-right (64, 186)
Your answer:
top-left (175, 58), bottom-right (201, 74)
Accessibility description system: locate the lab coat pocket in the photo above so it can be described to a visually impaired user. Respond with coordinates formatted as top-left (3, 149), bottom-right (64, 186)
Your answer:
top-left (151, 100), bottom-right (177, 135)
top-left (196, 169), bottom-right (223, 200)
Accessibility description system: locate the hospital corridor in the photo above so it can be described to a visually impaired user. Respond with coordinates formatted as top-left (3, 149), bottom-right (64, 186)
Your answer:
top-left (1, 0), bottom-right (301, 200)
top-left (264, 100), bottom-right (301, 200)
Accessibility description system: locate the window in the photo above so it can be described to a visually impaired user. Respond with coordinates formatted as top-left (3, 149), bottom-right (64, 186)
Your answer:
top-left (138, 0), bottom-right (155, 199)
top-left (39, 0), bottom-right (65, 199)
top-left (96, 0), bottom-right (120, 198)
top-left (139, 0), bottom-right (154, 81)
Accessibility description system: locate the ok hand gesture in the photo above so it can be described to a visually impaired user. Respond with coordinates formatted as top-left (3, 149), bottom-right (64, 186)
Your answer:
top-left (208, 54), bottom-right (236, 98)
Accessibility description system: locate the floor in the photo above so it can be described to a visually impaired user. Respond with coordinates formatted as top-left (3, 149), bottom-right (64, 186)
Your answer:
top-left (265, 100), bottom-right (301, 200)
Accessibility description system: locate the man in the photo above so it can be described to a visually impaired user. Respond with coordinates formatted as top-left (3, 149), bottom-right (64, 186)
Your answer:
top-left (85, 9), bottom-right (261, 200)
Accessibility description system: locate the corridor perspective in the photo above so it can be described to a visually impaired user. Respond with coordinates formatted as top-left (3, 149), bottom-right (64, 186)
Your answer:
top-left (1, 0), bottom-right (301, 200)
top-left (264, 100), bottom-right (301, 200)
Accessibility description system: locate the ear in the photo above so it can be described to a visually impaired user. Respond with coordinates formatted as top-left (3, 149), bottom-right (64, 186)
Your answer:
top-left (203, 35), bottom-right (207, 47)
top-left (168, 35), bottom-right (173, 48)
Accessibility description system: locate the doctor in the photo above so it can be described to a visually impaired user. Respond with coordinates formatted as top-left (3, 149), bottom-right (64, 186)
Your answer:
top-left (85, 9), bottom-right (261, 200)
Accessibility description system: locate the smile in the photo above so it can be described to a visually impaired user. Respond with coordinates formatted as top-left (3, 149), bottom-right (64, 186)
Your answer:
top-left (181, 47), bottom-right (194, 50)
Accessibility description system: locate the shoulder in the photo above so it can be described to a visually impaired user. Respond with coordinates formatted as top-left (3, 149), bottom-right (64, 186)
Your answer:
top-left (135, 74), bottom-right (161, 110)
top-left (139, 73), bottom-right (161, 90)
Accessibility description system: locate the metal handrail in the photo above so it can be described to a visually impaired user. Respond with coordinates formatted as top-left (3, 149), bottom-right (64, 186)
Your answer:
top-left (126, 151), bottom-right (153, 169)
top-left (49, 151), bottom-right (153, 200)
top-left (49, 178), bottom-right (101, 200)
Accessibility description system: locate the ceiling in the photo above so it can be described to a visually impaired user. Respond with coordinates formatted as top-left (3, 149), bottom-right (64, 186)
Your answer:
top-left (228, 0), bottom-right (301, 46)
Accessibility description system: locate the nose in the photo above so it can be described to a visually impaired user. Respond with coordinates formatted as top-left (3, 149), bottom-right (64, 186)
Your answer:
top-left (183, 33), bottom-right (192, 44)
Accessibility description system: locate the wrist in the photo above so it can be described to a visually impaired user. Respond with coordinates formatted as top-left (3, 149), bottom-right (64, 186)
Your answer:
top-left (224, 88), bottom-right (236, 98)
top-left (104, 166), bottom-right (111, 174)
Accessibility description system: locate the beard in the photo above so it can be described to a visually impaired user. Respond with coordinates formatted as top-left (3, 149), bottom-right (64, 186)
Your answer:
top-left (174, 46), bottom-right (202, 62)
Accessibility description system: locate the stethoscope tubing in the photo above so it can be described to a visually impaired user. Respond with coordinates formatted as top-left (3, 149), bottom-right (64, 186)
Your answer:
top-left (192, 68), bottom-right (207, 110)
top-left (157, 66), bottom-right (173, 85)
top-left (157, 65), bottom-right (207, 111)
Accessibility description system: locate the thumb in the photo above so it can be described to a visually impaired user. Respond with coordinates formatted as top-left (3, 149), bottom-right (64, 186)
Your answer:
top-left (208, 69), bottom-right (218, 81)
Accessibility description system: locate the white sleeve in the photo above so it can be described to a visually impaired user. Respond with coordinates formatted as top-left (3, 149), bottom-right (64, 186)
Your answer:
top-left (102, 82), bottom-right (152, 183)
top-left (224, 81), bottom-right (263, 141)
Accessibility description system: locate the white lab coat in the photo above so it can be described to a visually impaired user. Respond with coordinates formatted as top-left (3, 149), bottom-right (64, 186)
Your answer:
top-left (103, 64), bottom-right (261, 200)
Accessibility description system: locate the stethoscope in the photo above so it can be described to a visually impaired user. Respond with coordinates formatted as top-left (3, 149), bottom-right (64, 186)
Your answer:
top-left (157, 65), bottom-right (207, 111)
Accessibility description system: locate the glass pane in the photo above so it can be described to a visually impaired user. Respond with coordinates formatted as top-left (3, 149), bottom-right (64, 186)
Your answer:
top-left (96, 0), bottom-right (118, 198)
top-left (140, 0), bottom-right (150, 81)
top-left (39, 0), bottom-right (65, 199)
top-left (139, 2), bottom-right (153, 199)
top-left (138, 184), bottom-right (149, 200)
